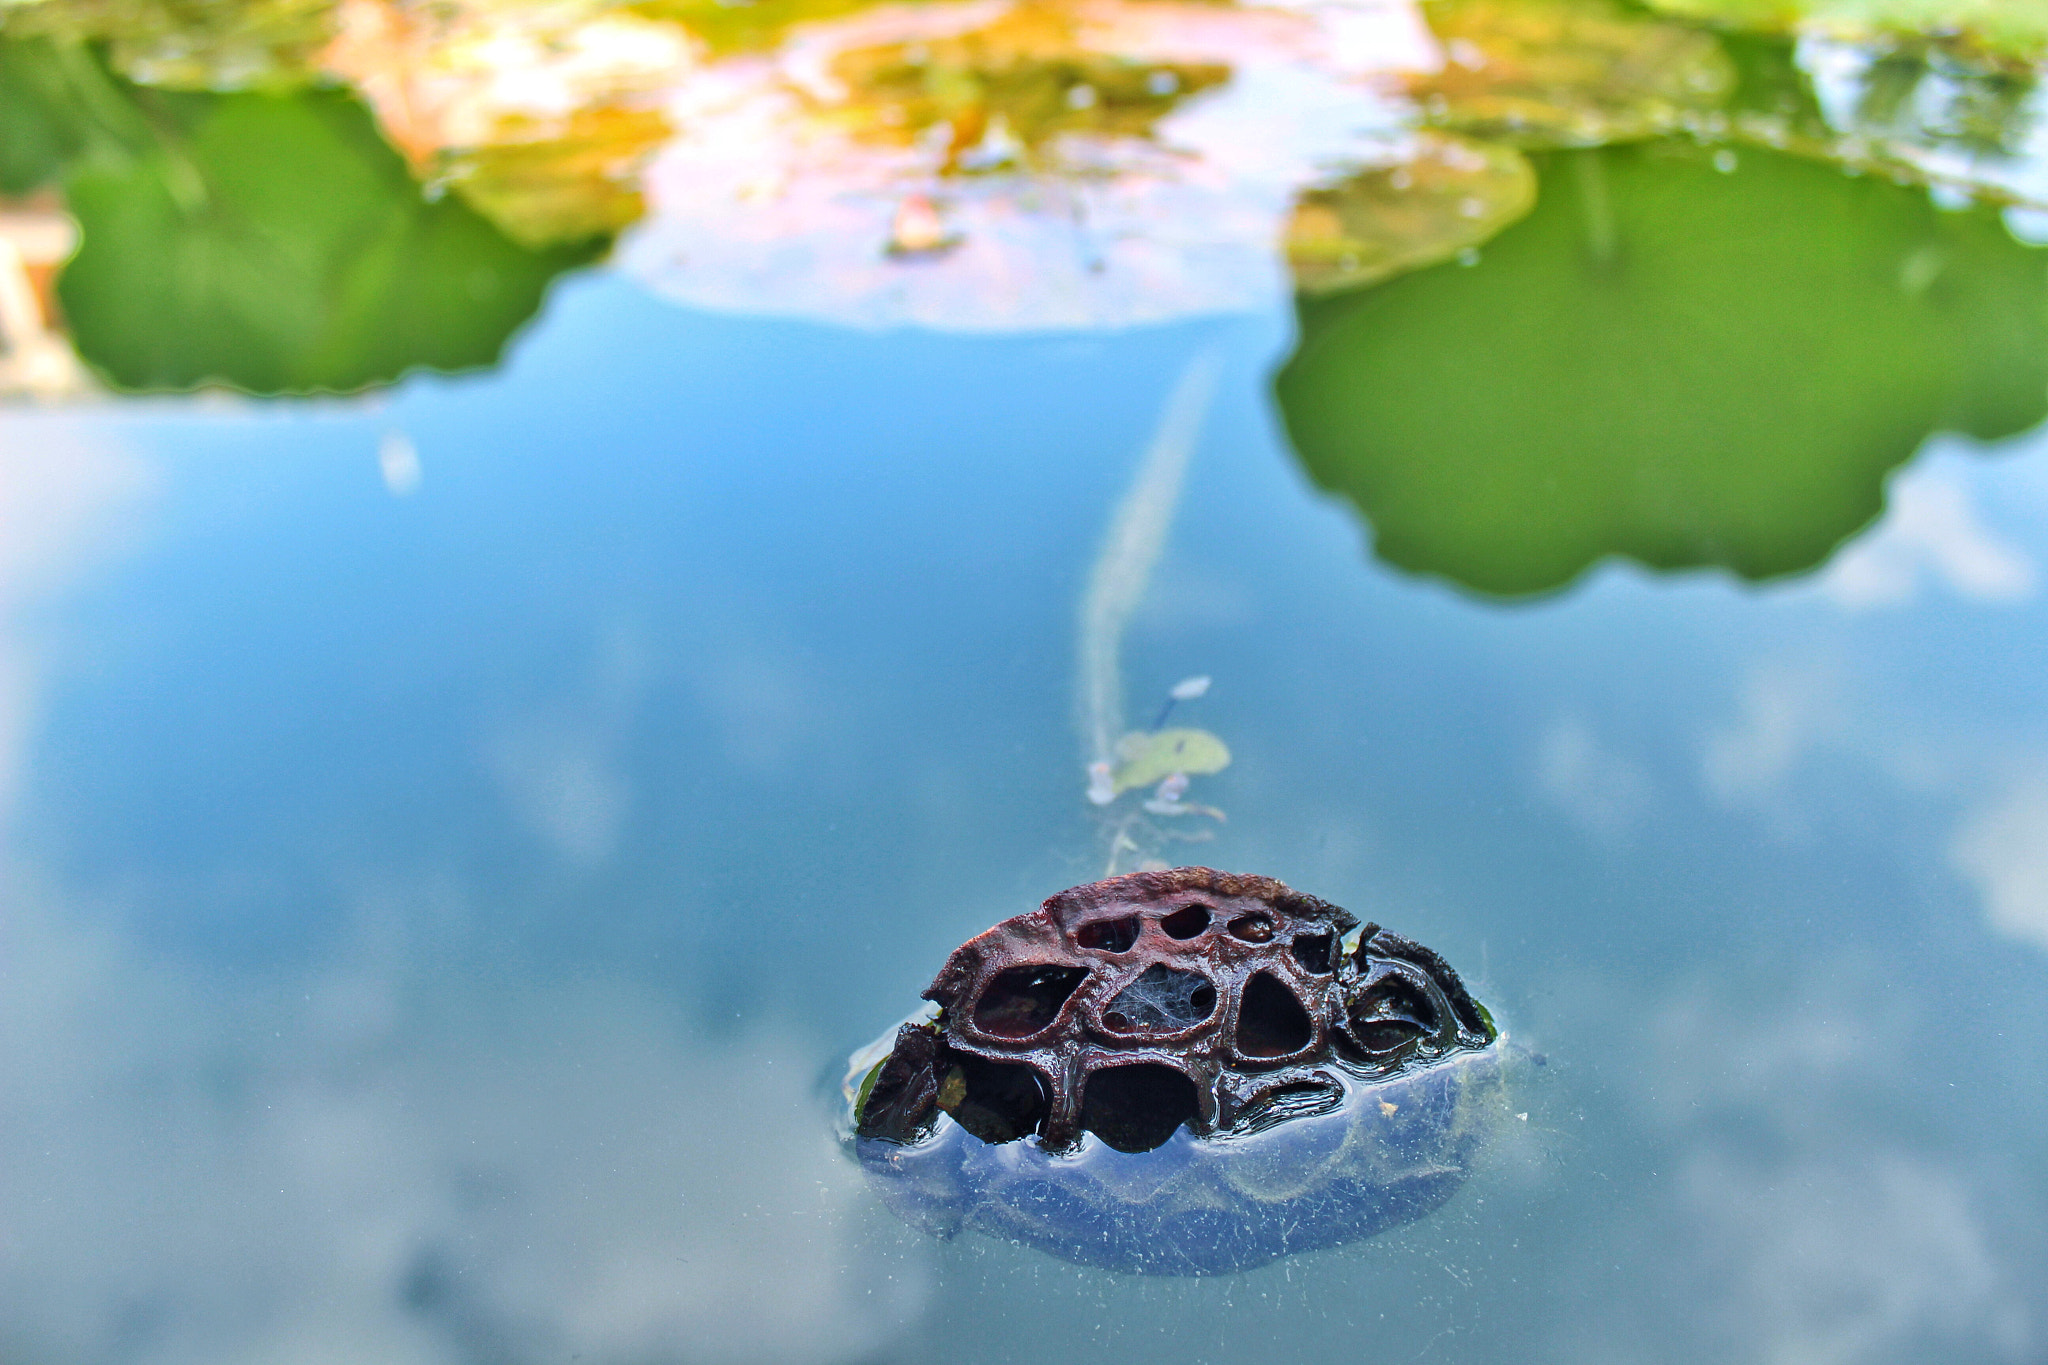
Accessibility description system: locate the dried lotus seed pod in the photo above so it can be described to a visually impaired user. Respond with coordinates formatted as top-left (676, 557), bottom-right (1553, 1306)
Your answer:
top-left (843, 867), bottom-right (1507, 1275)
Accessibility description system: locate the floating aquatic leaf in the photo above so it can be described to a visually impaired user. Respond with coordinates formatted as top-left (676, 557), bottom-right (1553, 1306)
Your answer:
top-left (17, 0), bottom-right (2048, 345)
top-left (440, 105), bottom-right (672, 248)
top-left (1275, 139), bottom-right (2048, 597)
top-left (1111, 727), bottom-right (1229, 793)
top-left (848, 868), bottom-right (1505, 1274)
top-left (822, 2), bottom-right (1230, 169)
top-left (315, 0), bottom-right (691, 247)
top-left (619, 0), bottom-right (1450, 329)
top-left (1287, 132), bottom-right (1536, 295)
top-left (630, 0), bottom-right (890, 58)
top-left (1412, 0), bottom-right (1736, 147)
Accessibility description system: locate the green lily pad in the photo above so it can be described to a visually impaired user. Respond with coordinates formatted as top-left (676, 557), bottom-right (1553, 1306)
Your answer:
top-left (55, 85), bottom-right (603, 394)
top-left (1274, 139), bottom-right (2048, 598)
top-left (1110, 728), bottom-right (1231, 794)
top-left (0, 37), bottom-right (102, 194)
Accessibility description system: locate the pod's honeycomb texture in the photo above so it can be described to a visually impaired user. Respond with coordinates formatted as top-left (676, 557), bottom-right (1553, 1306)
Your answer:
top-left (857, 867), bottom-right (1494, 1151)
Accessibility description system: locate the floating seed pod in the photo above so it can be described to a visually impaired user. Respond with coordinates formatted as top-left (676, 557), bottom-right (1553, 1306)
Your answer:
top-left (843, 867), bottom-right (1506, 1275)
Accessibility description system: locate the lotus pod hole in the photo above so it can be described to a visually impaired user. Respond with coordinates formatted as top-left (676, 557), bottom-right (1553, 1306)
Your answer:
top-left (971, 965), bottom-right (1088, 1038)
top-left (1236, 971), bottom-right (1315, 1057)
top-left (845, 867), bottom-right (1507, 1274)
top-left (1075, 915), bottom-right (1140, 952)
top-left (1103, 964), bottom-right (1216, 1033)
top-left (1227, 911), bottom-right (1275, 942)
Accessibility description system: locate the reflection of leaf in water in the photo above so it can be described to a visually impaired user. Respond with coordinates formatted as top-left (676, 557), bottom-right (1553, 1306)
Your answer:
top-left (1414, 0), bottom-right (1735, 147)
top-left (57, 86), bottom-right (603, 393)
top-left (1111, 728), bottom-right (1229, 794)
top-left (1275, 141), bottom-right (2048, 597)
top-left (18, 0), bottom-right (2048, 347)
top-left (1287, 133), bottom-right (1535, 296)
top-left (1687, 27), bottom-right (2048, 210)
top-left (1644, 0), bottom-right (2048, 62)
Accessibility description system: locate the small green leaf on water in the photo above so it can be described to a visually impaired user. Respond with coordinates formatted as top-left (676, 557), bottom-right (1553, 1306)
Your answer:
top-left (1111, 728), bottom-right (1230, 794)
top-left (853, 1058), bottom-right (886, 1122)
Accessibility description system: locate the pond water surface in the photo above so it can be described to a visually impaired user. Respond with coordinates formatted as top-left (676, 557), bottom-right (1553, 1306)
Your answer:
top-left (4, 4), bottom-right (2048, 1364)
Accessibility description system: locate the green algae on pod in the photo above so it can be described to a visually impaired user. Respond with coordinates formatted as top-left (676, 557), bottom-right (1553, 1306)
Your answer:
top-left (1274, 140), bottom-right (2048, 598)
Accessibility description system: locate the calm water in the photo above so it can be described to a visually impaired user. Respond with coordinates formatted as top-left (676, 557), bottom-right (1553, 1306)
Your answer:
top-left (7, 6), bottom-right (2048, 1363)
top-left (7, 274), bottom-right (2048, 1363)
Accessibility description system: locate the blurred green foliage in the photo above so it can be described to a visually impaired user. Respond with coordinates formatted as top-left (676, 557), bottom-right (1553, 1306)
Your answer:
top-left (1412, 0), bottom-right (1738, 147)
top-left (1647, 0), bottom-right (2048, 62)
top-left (0, 37), bottom-right (601, 394)
top-left (1275, 141), bottom-right (2048, 596)
top-left (0, 37), bottom-right (107, 192)
top-left (0, 0), bottom-right (335, 89)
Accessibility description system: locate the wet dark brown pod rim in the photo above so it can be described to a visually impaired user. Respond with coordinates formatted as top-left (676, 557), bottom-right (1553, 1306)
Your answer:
top-left (856, 867), bottom-right (1495, 1153)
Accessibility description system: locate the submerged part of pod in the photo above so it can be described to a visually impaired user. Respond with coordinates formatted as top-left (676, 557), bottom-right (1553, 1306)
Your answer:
top-left (844, 867), bottom-right (1505, 1275)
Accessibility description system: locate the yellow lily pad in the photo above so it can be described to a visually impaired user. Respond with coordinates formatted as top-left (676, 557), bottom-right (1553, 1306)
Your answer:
top-left (1111, 728), bottom-right (1230, 794)
top-left (823, 4), bottom-right (1230, 169)
top-left (1413, 0), bottom-right (1735, 148)
top-left (1287, 133), bottom-right (1536, 296)
top-left (444, 105), bottom-right (672, 249)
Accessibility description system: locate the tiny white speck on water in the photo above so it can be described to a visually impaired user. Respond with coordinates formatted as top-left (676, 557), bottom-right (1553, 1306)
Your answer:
top-left (378, 431), bottom-right (422, 496)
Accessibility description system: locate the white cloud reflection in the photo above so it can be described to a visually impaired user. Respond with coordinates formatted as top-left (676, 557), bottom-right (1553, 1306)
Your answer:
top-left (0, 438), bottom-right (926, 1365)
top-left (1951, 772), bottom-right (2048, 955)
top-left (1534, 715), bottom-right (1653, 840)
top-left (1823, 469), bottom-right (2035, 610)
top-left (1675, 1151), bottom-right (2026, 1365)
top-left (0, 882), bottom-right (930, 1365)
top-left (483, 711), bottom-right (635, 862)
top-left (0, 421), bottom-right (154, 825)
top-left (1550, 968), bottom-right (2039, 1365)
top-left (1700, 661), bottom-right (1848, 805)
top-left (687, 638), bottom-right (825, 779)
top-left (480, 625), bottom-right (651, 863)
